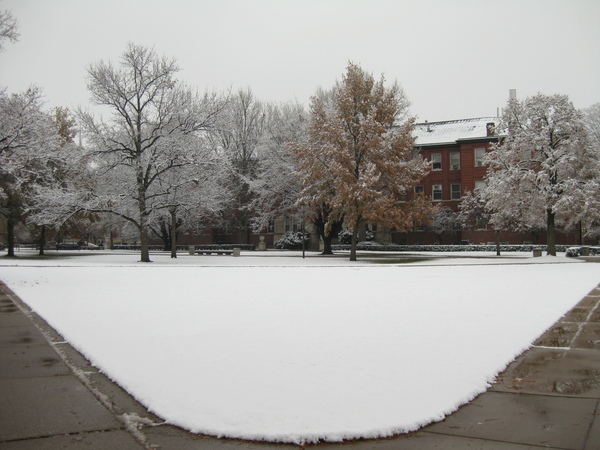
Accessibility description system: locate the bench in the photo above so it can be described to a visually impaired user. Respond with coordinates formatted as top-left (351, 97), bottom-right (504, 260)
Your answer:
top-left (195, 250), bottom-right (233, 256)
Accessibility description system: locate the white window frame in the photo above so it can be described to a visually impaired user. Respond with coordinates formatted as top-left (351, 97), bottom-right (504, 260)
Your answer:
top-left (451, 183), bottom-right (461, 200)
top-left (432, 184), bottom-right (442, 201)
top-left (475, 148), bottom-right (486, 167)
top-left (450, 152), bottom-right (460, 170)
top-left (431, 153), bottom-right (442, 170)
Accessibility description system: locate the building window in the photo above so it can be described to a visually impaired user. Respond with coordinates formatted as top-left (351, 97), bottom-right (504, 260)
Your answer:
top-left (414, 185), bottom-right (424, 195)
top-left (285, 216), bottom-right (301, 233)
top-left (450, 152), bottom-right (460, 170)
top-left (432, 184), bottom-right (442, 201)
top-left (451, 184), bottom-right (461, 200)
top-left (475, 180), bottom-right (486, 191)
top-left (431, 153), bottom-right (442, 170)
top-left (475, 148), bottom-right (486, 167)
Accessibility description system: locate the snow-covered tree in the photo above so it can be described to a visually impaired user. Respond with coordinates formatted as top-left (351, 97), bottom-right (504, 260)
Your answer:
top-left (581, 103), bottom-right (600, 241)
top-left (149, 136), bottom-right (231, 257)
top-left (248, 102), bottom-right (306, 232)
top-left (584, 103), bottom-right (600, 150)
top-left (0, 86), bottom-right (63, 256)
top-left (293, 63), bottom-right (430, 261)
top-left (0, 6), bottom-right (19, 52)
top-left (484, 93), bottom-right (597, 255)
top-left (54, 106), bottom-right (78, 144)
top-left (76, 43), bottom-right (227, 262)
top-left (428, 205), bottom-right (460, 244)
top-left (458, 191), bottom-right (489, 232)
top-left (215, 88), bottom-right (266, 244)
top-left (28, 107), bottom-right (82, 255)
top-left (459, 188), bottom-right (546, 255)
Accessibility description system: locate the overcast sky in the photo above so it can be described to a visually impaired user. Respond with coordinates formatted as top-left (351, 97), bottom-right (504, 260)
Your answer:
top-left (1, 0), bottom-right (598, 122)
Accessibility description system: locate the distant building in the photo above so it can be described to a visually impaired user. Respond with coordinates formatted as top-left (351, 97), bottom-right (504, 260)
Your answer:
top-left (390, 117), bottom-right (579, 246)
top-left (413, 117), bottom-right (498, 204)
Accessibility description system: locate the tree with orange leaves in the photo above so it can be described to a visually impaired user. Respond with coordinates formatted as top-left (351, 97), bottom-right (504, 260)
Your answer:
top-left (293, 63), bottom-right (430, 261)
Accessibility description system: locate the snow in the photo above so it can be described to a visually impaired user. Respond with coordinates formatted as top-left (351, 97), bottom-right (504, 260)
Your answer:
top-left (413, 117), bottom-right (498, 145)
top-left (1, 250), bottom-right (598, 444)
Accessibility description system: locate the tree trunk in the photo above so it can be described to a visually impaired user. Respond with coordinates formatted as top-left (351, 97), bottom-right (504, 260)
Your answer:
top-left (153, 217), bottom-right (170, 251)
top-left (350, 221), bottom-right (360, 262)
top-left (546, 209), bottom-right (556, 256)
top-left (495, 229), bottom-right (501, 256)
top-left (170, 210), bottom-right (177, 258)
top-left (321, 234), bottom-right (334, 255)
top-left (39, 225), bottom-right (46, 256)
top-left (140, 228), bottom-right (151, 262)
top-left (136, 181), bottom-right (152, 262)
top-left (139, 217), bottom-right (151, 263)
top-left (238, 211), bottom-right (250, 245)
top-left (358, 222), bottom-right (367, 242)
top-left (312, 207), bottom-right (343, 256)
top-left (135, 148), bottom-right (152, 262)
top-left (6, 216), bottom-right (15, 257)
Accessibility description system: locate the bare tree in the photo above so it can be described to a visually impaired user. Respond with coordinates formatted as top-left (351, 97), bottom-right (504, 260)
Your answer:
top-left (77, 43), bottom-right (227, 262)
top-left (0, 7), bottom-right (19, 52)
top-left (216, 88), bottom-right (266, 244)
top-left (248, 102), bottom-right (306, 230)
top-left (150, 137), bottom-right (231, 257)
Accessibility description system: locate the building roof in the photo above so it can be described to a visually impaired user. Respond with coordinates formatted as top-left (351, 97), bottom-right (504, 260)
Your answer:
top-left (413, 117), bottom-right (499, 146)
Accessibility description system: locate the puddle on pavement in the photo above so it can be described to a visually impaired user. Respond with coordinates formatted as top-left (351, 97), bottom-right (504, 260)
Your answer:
top-left (39, 357), bottom-right (61, 368)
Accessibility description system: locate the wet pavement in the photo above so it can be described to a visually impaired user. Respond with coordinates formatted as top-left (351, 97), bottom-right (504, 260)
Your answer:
top-left (1, 279), bottom-right (600, 449)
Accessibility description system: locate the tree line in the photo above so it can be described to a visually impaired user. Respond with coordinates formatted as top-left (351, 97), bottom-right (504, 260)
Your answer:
top-left (2, 17), bottom-right (599, 261)
top-left (0, 40), bottom-right (433, 262)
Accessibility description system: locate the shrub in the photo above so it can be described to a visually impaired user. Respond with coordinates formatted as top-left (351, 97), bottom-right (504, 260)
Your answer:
top-left (274, 231), bottom-right (309, 250)
top-left (331, 243), bottom-right (574, 253)
top-left (337, 229), bottom-right (374, 244)
top-left (566, 246), bottom-right (600, 257)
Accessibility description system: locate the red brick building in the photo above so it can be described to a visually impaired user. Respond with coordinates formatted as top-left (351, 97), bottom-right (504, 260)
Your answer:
top-left (413, 117), bottom-right (497, 206)
top-left (390, 117), bottom-right (580, 246)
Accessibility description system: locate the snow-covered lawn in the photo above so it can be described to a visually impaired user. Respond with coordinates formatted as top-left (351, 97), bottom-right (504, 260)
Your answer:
top-left (1, 250), bottom-right (598, 444)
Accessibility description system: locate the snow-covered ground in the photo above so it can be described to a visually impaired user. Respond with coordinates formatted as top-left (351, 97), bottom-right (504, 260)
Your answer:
top-left (1, 250), bottom-right (598, 444)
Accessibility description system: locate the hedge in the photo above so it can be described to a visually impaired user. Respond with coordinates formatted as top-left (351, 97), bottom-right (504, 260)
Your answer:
top-left (331, 243), bottom-right (575, 253)
top-left (111, 244), bottom-right (256, 251)
top-left (565, 246), bottom-right (600, 257)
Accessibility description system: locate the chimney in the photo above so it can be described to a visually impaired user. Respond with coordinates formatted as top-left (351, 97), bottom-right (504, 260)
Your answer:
top-left (509, 89), bottom-right (517, 100)
top-left (486, 122), bottom-right (496, 136)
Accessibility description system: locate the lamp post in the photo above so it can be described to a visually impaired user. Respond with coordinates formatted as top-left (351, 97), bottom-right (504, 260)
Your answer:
top-left (301, 204), bottom-right (306, 259)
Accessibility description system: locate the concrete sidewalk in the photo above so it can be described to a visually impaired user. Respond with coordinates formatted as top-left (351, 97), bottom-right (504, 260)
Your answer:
top-left (1, 280), bottom-right (600, 449)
